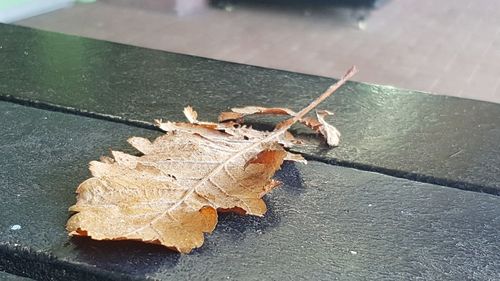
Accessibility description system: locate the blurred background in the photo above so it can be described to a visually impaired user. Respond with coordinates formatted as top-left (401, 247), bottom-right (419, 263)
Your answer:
top-left (1, 0), bottom-right (499, 103)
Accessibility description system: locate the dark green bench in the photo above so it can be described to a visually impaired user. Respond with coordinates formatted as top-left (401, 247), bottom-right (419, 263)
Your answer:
top-left (1, 24), bottom-right (499, 280)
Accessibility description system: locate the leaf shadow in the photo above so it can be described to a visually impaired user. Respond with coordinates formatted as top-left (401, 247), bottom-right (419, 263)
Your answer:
top-left (211, 162), bottom-right (305, 241)
top-left (67, 237), bottom-right (180, 275)
top-left (275, 161), bottom-right (306, 195)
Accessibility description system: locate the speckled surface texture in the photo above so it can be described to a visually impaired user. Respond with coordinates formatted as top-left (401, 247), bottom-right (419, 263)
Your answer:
top-left (1, 102), bottom-right (499, 280)
top-left (0, 271), bottom-right (35, 281)
top-left (1, 24), bottom-right (499, 195)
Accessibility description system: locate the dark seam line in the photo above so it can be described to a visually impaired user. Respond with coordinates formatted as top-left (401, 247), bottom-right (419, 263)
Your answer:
top-left (0, 94), bottom-right (162, 132)
top-left (0, 244), bottom-right (145, 281)
top-left (303, 154), bottom-right (499, 196)
top-left (1, 94), bottom-right (497, 196)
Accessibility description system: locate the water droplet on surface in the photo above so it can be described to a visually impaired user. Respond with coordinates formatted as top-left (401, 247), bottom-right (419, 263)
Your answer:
top-left (10, 225), bottom-right (21, 230)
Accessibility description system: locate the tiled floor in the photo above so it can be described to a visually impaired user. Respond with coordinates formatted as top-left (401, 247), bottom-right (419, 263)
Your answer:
top-left (16, 0), bottom-right (500, 103)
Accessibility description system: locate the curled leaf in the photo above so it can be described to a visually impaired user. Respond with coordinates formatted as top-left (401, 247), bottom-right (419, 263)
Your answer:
top-left (219, 106), bottom-right (296, 122)
top-left (219, 106), bottom-right (342, 147)
top-left (315, 110), bottom-right (341, 146)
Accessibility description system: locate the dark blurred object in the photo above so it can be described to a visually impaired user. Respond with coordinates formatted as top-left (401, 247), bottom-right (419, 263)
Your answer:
top-left (210, 0), bottom-right (389, 28)
top-left (211, 0), bottom-right (385, 8)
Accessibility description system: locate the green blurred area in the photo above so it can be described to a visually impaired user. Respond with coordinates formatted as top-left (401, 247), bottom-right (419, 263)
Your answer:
top-left (0, 0), bottom-right (32, 10)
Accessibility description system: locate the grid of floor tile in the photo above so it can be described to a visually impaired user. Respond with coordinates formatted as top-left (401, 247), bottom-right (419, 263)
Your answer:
top-left (16, 0), bottom-right (500, 103)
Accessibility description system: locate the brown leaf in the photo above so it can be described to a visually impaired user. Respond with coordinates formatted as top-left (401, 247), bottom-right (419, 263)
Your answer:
top-left (66, 66), bottom-right (357, 253)
top-left (219, 106), bottom-right (296, 122)
top-left (181, 105), bottom-right (220, 129)
top-left (67, 129), bottom-right (288, 253)
top-left (218, 111), bottom-right (243, 123)
top-left (219, 106), bottom-right (296, 123)
top-left (315, 110), bottom-right (341, 146)
top-left (183, 106), bottom-right (198, 123)
top-left (218, 105), bottom-right (342, 147)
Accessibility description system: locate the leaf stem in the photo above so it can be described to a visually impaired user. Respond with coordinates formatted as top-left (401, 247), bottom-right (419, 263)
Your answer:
top-left (276, 66), bottom-right (358, 131)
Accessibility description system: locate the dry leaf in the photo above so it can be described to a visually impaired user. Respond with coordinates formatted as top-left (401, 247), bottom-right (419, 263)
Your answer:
top-left (219, 106), bottom-right (296, 122)
top-left (219, 104), bottom-right (342, 147)
top-left (67, 130), bottom-right (285, 253)
top-left (67, 66), bottom-right (357, 253)
top-left (315, 110), bottom-right (341, 146)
